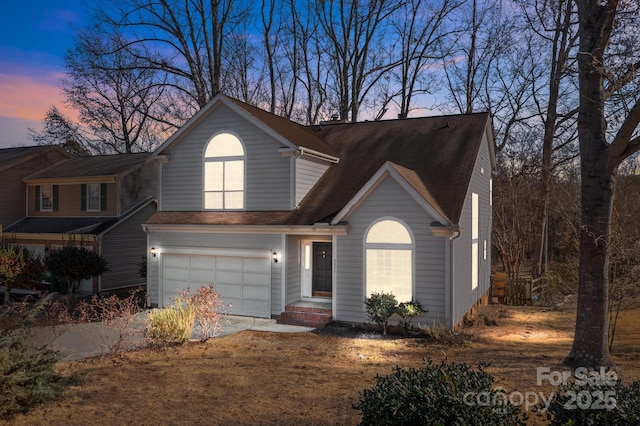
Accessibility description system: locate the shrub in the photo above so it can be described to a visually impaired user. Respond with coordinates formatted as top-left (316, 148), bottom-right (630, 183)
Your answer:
top-left (44, 245), bottom-right (109, 298)
top-left (364, 292), bottom-right (397, 335)
top-left (177, 285), bottom-right (228, 341)
top-left (545, 377), bottom-right (640, 425)
top-left (76, 287), bottom-right (146, 354)
top-left (355, 361), bottom-right (524, 426)
top-left (395, 300), bottom-right (425, 336)
top-left (0, 246), bottom-right (46, 305)
top-left (0, 301), bottom-right (78, 420)
top-left (145, 296), bottom-right (195, 346)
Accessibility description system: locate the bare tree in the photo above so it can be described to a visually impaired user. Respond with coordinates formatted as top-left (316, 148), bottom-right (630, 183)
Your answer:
top-left (387, 0), bottom-right (462, 119)
top-left (288, 0), bottom-right (332, 124)
top-left (28, 106), bottom-right (93, 156)
top-left (493, 132), bottom-right (541, 284)
top-left (520, 0), bottom-right (580, 279)
top-left (316, 0), bottom-right (401, 122)
top-left (97, 0), bottom-right (248, 112)
top-left (566, 0), bottom-right (640, 368)
top-left (442, 0), bottom-right (511, 114)
top-left (608, 165), bottom-right (640, 351)
top-left (61, 31), bottom-right (167, 153)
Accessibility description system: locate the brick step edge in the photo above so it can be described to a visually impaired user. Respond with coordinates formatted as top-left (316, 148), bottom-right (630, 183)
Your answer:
top-left (277, 311), bottom-right (333, 328)
top-left (284, 305), bottom-right (332, 314)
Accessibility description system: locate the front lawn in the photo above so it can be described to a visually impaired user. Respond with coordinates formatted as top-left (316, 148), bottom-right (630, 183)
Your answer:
top-left (5, 303), bottom-right (640, 425)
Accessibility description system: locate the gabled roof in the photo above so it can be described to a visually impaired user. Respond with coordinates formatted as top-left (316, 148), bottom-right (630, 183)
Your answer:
top-left (292, 112), bottom-right (492, 225)
top-left (147, 96), bottom-right (493, 228)
top-left (153, 94), bottom-right (339, 160)
top-left (331, 161), bottom-right (452, 225)
top-left (0, 145), bottom-right (72, 173)
top-left (23, 152), bottom-right (151, 183)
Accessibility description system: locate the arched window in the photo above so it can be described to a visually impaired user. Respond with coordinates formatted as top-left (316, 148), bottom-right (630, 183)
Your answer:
top-left (365, 218), bottom-right (413, 302)
top-left (204, 133), bottom-right (245, 210)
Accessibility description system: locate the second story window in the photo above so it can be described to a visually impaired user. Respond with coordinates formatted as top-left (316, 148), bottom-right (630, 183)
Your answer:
top-left (87, 183), bottom-right (101, 211)
top-left (40, 185), bottom-right (53, 212)
top-left (204, 133), bottom-right (245, 210)
top-left (81, 183), bottom-right (107, 212)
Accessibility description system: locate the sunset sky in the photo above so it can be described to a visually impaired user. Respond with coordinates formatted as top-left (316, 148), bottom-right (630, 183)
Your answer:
top-left (0, 1), bottom-right (88, 149)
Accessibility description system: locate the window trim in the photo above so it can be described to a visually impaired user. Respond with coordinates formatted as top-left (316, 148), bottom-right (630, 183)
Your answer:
top-left (363, 217), bottom-right (415, 303)
top-left (39, 184), bottom-right (54, 212)
top-left (203, 131), bottom-right (246, 211)
top-left (86, 183), bottom-right (101, 212)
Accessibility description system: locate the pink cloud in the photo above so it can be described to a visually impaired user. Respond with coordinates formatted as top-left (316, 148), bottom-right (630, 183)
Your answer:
top-left (0, 72), bottom-right (75, 122)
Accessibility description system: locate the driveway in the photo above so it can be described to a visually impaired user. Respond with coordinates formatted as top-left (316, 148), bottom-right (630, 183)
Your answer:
top-left (30, 313), bottom-right (314, 361)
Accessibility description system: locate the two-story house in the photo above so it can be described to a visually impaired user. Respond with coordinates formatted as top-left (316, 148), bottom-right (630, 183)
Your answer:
top-left (144, 94), bottom-right (495, 329)
top-left (0, 145), bottom-right (72, 230)
top-left (4, 152), bottom-right (158, 295)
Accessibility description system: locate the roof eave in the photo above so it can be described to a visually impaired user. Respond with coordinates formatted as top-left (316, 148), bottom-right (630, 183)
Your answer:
top-left (142, 223), bottom-right (348, 235)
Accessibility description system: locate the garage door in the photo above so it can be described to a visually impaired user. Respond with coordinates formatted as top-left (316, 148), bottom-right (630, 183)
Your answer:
top-left (162, 251), bottom-right (271, 318)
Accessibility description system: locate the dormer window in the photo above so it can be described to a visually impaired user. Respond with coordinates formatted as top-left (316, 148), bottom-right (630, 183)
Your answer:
top-left (204, 132), bottom-right (245, 210)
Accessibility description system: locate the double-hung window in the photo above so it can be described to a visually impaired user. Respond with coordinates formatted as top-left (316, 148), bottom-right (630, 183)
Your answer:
top-left (87, 183), bottom-right (101, 212)
top-left (40, 184), bottom-right (53, 212)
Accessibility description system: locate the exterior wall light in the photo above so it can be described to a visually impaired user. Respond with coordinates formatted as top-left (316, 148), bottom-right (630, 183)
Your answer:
top-left (150, 247), bottom-right (157, 257)
top-left (272, 251), bottom-right (279, 263)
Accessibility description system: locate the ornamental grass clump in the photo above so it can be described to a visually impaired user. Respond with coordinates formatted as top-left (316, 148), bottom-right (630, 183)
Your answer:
top-left (144, 296), bottom-right (195, 347)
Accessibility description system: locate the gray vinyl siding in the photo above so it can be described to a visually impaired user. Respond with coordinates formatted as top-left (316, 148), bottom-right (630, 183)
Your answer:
top-left (147, 231), bottom-right (282, 314)
top-left (100, 202), bottom-right (156, 292)
top-left (160, 104), bottom-right (291, 211)
top-left (294, 157), bottom-right (329, 207)
top-left (285, 235), bottom-right (302, 305)
top-left (119, 162), bottom-right (158, 214)
top-left (451, 135), bottom-right (493, 327)
top-left (0, 150), bottom-right (68, 228)
top-left (334, 177), bottom-right (446, 324)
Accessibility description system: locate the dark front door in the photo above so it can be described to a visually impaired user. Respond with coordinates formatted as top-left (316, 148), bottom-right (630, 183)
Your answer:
top-left (312, 242), bottom-right (332, 297)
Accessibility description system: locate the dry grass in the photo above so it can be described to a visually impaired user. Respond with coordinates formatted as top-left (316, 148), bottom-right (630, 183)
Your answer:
top-left (4, 303), bottom-right (640, 426)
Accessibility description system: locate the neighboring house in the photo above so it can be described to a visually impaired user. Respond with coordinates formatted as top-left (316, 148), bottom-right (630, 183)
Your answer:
top-left (3, 153), bottom-right (158, 295)
top-left (144, 94), bottom-right (495, 329)
top-left (0, 146), bottom-right (73, 230)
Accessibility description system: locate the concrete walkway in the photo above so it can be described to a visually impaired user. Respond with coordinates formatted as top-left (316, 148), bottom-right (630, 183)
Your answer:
top-left (30, 313), bottom-right (314, 361)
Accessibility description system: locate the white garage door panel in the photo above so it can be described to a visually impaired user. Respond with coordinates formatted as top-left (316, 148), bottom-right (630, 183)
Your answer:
top-left (190, 269), bottom-right (215, 283)
top-left (219, 256), bottom-right (243, 269)
top-left (165, 255), bottom-right (190, 268)
top-left (162, 252), bottom-right (271, 318)
top-left (243, 284), bottom-right (269, 298)
top-left (190, 255), bottom-right (215, 269)
top-left (216, 283), bottom-right (243, 299)
top-left (244, 257), bottom-right (270, 271)
top-left (216, 270), bottom-right (243, 284)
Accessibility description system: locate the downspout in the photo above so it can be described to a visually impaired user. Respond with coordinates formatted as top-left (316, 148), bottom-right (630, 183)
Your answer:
top-left (448, 230), bottom-right (461, 330)
top-left (97, 234), bottom-right (103, 295)
top-left (142, 224), bottom-right (152, 308)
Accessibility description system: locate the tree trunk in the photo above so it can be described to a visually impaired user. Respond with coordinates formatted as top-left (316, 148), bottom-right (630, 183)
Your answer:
top-left (565, 0), bottom-right (616, 368)
top-left (566, 162), bottom-right (614, 367)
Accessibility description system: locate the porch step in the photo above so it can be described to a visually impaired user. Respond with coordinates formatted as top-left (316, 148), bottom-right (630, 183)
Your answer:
top-left (277, 305), bottom-right (333, 328)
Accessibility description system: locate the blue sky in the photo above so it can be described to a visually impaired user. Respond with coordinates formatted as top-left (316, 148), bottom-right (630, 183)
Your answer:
top-left (0, 1), bottom-right (88, 149)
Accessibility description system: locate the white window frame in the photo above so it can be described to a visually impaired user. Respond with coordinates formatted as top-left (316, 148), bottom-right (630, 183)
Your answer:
top-left (472, 193), bottom-right (479, 290)
top-left (86, 183), bottom-right (101, 212)
top-left (364, 218), bottom-right (414, 303)
top-left (203, 132), bottom-right (246, 210)
top-left (40, 184), bottom-right (53, 212)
